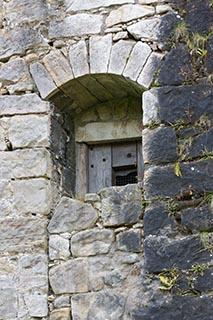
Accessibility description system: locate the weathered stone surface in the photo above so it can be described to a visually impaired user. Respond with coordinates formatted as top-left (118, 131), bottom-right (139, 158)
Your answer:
top-left (113, 31), bottom-right (128, 41)
top-left (0, 94), bottom-right (49, 116)
top-left (8, 114), bottom-right (49, 148)
top-left (49, 14), bottom-right (103, 39)
top-left (84, 193), bottom-right (100, 202)
top-left (30, 62), bottom-right (58, 99)
top-left (116, 230), bottom-right (141, 252)
top-left (158, 45), bottom-right (192, 85)
top-left (13, 178), bottom-right (51, 215)
top-left (48, 197), bottom-right (98, 233)
top-left (0, 217), bottom-right (47, 252)
top-left (49, 235), bottom-right (70, 260)
top-left (100, 184), bottom-right (142, 227)
top-left (137, 52), bottom-right (164, 88)
top-left (71, 291), bottom-right (125, 320)
top-left (43, 49), bottom-right (74, 86)
top-left (106, 4), bottom-right (155, 27)
top-left (88, 256), bottom-right (113, 291)
top-left (5, 0), bottom-right (48, 25)
top-left (69, 40), bottom-right (89, 78)
top-left (128, 12), bottom-right (178, 41)
top-left (144, 159), bottom-right (213, 198)
top-left (184, 128), bottom-right (213, 160)
top-left (0, 28), bottom-right (45, 61)
top-left (0, 277), bottom-right (17, 320)
top-left (143, 127), bottom-right (178, 164)
top-left (144, 204), bottom-right (177, 236)
top-left (90, 34), bottom-right (112, 74)
top-left (108, 40), bottom-right (135, 74)
top-left (144, 235), bottom-right (211, 272)
top-left (142, 85), bottom-right (213, 125)
top-left (194, 268), bottom-right (213, 292)
top-left (0, 149), bottom-right (51, 179)
top-left (182, 205), bottom-right (213, 232)
top-left (54, 296), bottom-right (70, 308)
top-left (49, 259), bottom-right (88, 294)
top-left (25, 294), bottom-right (48, 317)
top-left (71, 229), bottom-right (114, 257)
top-left (123, 42), bottom-right (151, 81)
top-left (0, 180), bottom-right (13, 215)
top-left (206, 36), bottom-right (213, 73)
top-left (18, 254), bottom-right (48, 277)
top-left (65, 0), bottom-right (134, 12)
top-left (132, 296), bottom-right (213, 320)
top-left (50, 308), bottom-right (71, 320)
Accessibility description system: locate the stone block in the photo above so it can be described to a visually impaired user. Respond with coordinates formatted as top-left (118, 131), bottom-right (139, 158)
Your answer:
top-left (25, 294), bottom-right (48, 317)
top-left (194, 268), bottom-right (213, 293)
top-left (108, 40), bottom-right (135, 75)
top-left (54, 296), bottom-right (70, 309)
top-left (18, 254), bottom-right (48, 277)
top-left (100, 184), bottom-right (142, 227)
top-left (48, 197), bottom-right (98, 233)
top-left (0, 180), bottom-right (12, 216)
top-left (142, 127), bottom-right (178, 164)
top-left (0, 149), bottom-right (51, 179)
top-left (90, 34), bottom-right (112, 74)
top-left (184, 128), bottom-right (213, 160)
top-left (49, 235), bottom-right (70, 260)
top-left (106, 4), bottom-right (154, 27)
top-left (158, 45), bottom-right (192, 86)
top-left (30, 62), bottom-right (58, 99)
top-left (0, 277), bottom-right (17, 320)
top-left (142, 85), bottom-right (213, 125)
top-left (69, 40), bottom-right (89, 78)
top-left (13, 178), bottom-right (51, 215)
top-left (65, 0), bottom-right (134, 12)
top-left (137, 52), bottom-right (164, 89)
top-left (0, 58), bottom-right (32, 87)
top-left (43, 49), bottom-right (74, 87)
top-left (0, 94), bottom-right (49, 116)
top-left (123, 42), bottom-right (151, 81)
top-left (50, 308), bottom-right (71, 320)
top-left (116, 230), bottom-right (141, 252)
top-left (49, 259), bottom-right (88, 294)
top-left (88, 256), bottom-right (113, 291)
top-left (181, 205), bottom-right (213, 232)
top-left (71, 229), bottom-right (114, 257)
top-left (144, 159), bottom-right (213, 198)
top-left (144, 235), bottom-right (211, 273)
top-left (8, 114), bottom-right (49, 148)
top-left (49, 14), bottom-right (103, 39)
top-left (0, 28), bottom-right (45, 61)
top-left (71, 291), bottom-right (125, 320)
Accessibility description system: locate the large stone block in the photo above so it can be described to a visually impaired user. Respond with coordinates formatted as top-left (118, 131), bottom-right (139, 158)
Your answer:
top-left (116, 230), bottom-right (141, 252)
top-left (144, 235), bottom-right (211, 272)
top-left (0, 94), bottom-right (49, 116)
top-left (65, 0), bottom-right (134, 12)
top-left (49, 259), bottom-right (88, 294)
top-left (71, 229), bottom-right (114, 257)
top-left (69, 40), bottom-right (89, 78)
top-left (49, 14), bottom-right (103, 39)
top-left (106, 4), bottom-right (154, 27)
top-left (48, 197), bottom-right (98, 233)
top-left (99, 184), bottom-right (142, 227)
top-left (24, 294), bottom-right (48, 317)
top-left (143, 126), bottom-right (178, 164)
top-left (90, 34), bottom-right (112, 74)
top-left (49, 235), bottom-right (70, 260)
top-left (144, 159), bottom-right (213, 198)
top-left (0, 277), bottom-right (17, 320)
top-left (88, 256), bottom-right (113, 291)
top-left (181, 205), bottom-right (213, 232)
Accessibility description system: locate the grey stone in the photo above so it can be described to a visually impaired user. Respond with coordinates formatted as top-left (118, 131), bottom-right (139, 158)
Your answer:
top-left (65, 0), bottom-right (134, 12)
top-left (0, 94), bottom-right (49, 116)
top-left (18, 254), bottom-right (48, 277)
top-left (144, 235), bottom-right (211, 273)
top-left (50, 308), bottom-right (71, 320)
top-left (88, 256), bottom-right (113, 291)
top-left (30, 62), bottom-right (58, 99)
top-left (108, 40), bottom-right (135, 74)
top-left (0, 58), bottom-right (32, 86)
top-left (181, 205), bottom-right (213, 232)
top-left (0, 28), bottom-right (45, 61)
top-left (8, 114), bottom-right (49, 148)
top-left (90, 34), bottom-right (113, 74)
top-left (25, 294), bottom-right (48, 317)
top-left (54, 296), bottom-right (70, 308)
top-left (100, 184), bottom-right (142, 227)
top-left (184, 128), bottom-right (213, 160)
top-left (142, 127), bottom-right (178, 164)
top-left (106, 4), bottom-right (155, 27)
top-left (49, 235), bottom-right (70, 260)
top-left (49, 14), bottom-right (103, 39)
top-left (142, 85), bottom-right (213, 125)
top-left (49, 259), bottom-right (88, 294)
top-left (71, 229), bottom-right (114, 257)
top-left (113, 31), bottom-right (128, 41)
top-left (194, 268), bottom-right (213, 293)
top-left (116, 230), bottom-right (141, 252)
top-left (0, 180), bottom-right (13, 215)
top-left (137, 52), bottom-right (164, 89)
top-left (13, 178), bottom-right (51, 215)
top-left (84, 193), bottom-right (100, 202)
top-left (0, 277), bottom-right (17, 320)
top-left (144, 159), bottom-right (213, 198)
top-left (43, 49), bottom-right (74, 86)
top-left (123, 42), bottom-right (151, 81)
top-left (69, 40), bottom-right (89, 78)
top-left (48, 197), bottom-right (98, 233)
top-left (206, 36), bottom-right (213, 73)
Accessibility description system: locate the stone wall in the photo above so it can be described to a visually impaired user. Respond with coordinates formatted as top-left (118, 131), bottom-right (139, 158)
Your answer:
top-left (0, 0), bottom-right (212, 319)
